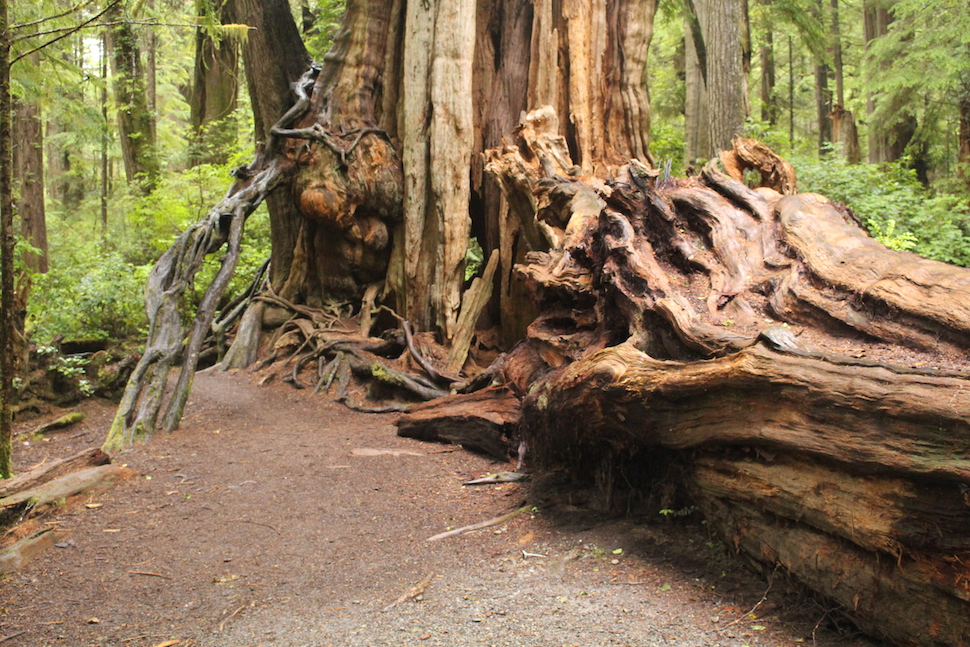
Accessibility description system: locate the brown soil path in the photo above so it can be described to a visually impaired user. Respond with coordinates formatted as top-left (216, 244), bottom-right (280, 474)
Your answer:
top-left (1, 371), bottom-right (880, 647)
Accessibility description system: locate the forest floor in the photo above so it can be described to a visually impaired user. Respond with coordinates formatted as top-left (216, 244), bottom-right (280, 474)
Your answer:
top-left (0, 370), bottom-right (882, 647)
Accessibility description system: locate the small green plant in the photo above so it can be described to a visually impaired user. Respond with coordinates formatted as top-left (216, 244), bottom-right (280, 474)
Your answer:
top-left (868, 218), bottom-right (919, 251)
top-left (47, 354), bottom-right (88, 379)
top-left (465, 237), bottom-right (485, 281)
top-left (659, 505), bottom-right (698, 518)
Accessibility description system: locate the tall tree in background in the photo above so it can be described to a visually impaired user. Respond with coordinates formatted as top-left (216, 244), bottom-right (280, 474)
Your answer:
top-left (13, 56), bottom-right (46, 273)
top-left (757, 0), bottom-right (777, 125)
top-left (189, 0), bottom-right (241, 165)
top-left (107, 3), bottom-right (159, 193)
top-left (826, 0), bottom-right (858, 162)
top-left (812, 0), bottom-right (831, 153)
top-left (683, 0), bottom-right (710, 161)
top-left (706, 0), bottom-right (747, 152)
top-left (46, 41), bottom-right (87, 210)
top-left (0, 0), bottom-right (13, 478)
top-left (684, 0), bottom-right (747, 159)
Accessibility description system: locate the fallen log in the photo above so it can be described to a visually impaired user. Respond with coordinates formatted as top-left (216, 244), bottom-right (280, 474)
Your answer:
top-left (396, 386), bottom-right (519, 460)
top-left (480, 117), bottom-right (970, 646)
top-left (0, 447), bottom-right (110, 499)
top-left (0, 529), bottom-right (61, 574)
top-left (0, 464), bottom-right (134, 521)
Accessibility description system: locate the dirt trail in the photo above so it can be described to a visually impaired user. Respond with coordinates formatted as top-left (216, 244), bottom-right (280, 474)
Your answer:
top-left (1, 372), bottom-right (879, 647)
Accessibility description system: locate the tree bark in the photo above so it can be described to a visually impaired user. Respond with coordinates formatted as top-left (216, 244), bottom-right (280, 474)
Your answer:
top-left (829, 0), bottom-right (843, 107)
top-left (830, 104), bottom-right (860, 164)
top-left (189, 0), bottom-right (240, 166)
top-left (234, 0), bottom-right (310, 292)
top-left (13, 93), bottom-right (46, 273)
top-left (106, 8), bottom-right (160, 194)
top-left (476, 123), bottom-right (970, 645)
top-left (0, 0), bottom-right (12, 479)
top-left (758, 0), bottom-right (776, 126)
top-left (863, 0), bottom-right (892, 163)
top-left (958, 64), bottom-right (970, 194)
top-left (683, 3), bottom-right (710, 163)
top-left (702, 0), bottom-right (746, 155)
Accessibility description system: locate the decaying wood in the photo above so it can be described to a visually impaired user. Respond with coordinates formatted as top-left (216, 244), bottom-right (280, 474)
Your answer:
top-left (0, 464), bottom-right (134, 516)
top-left (0, 528), bottom-right (60, 574)
top-left (446, 249), bottom-right (500, 374)
top-left (27, 412), bottom-right (84, 436)
top-left (699, 498), bottom-right (970, 646)
top-left (478, 114), bottom-right (970, 646)
top-left (397, 386), bottom-right (519, 460)
top-left (0, 449), bottom-right (131, 572)
top-left (0, 447), bottom-right (109, 499)
top-left (719, 135), bottom-right (797, 195)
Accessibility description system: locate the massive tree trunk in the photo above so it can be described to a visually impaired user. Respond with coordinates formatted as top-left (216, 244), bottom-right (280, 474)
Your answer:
top-left (476, 124), bottom-right (970, 646)
top-left (111, 1), bottom-right (970, 643)
top-left (242, 0), bottom-right (659, 330)
top-left (109, 0), bottom-right (661, 441)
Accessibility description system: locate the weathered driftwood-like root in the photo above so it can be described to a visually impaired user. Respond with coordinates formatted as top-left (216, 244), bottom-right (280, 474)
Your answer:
top-left (248, 298), bottom-right (451, 408)
top-left (718, 135), bottom-right (797, 195)
top-left (243, 286), bottom-right (472, 409)
top-left (103, 162), bottom-right (283, 452)
top-left (103, 68), bottom-right (327, 451)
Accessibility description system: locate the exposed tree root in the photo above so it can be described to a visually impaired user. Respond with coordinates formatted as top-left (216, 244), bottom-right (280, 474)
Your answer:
top-left (103, 68), bottom-right (325, 451)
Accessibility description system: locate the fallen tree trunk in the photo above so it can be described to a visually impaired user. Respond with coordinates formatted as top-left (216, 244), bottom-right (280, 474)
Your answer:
top-left (0, 447), bottom-right (131, 572)
top-left (396, 385), bottom-right (519, 459)
top-left (471, 118), bottom-right (970, 645)
top-left (0, 447), bottom-right (110, 499)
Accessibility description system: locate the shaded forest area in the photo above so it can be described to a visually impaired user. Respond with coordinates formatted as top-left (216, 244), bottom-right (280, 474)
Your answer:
top-left (2, 1), bottom-right (970, 646)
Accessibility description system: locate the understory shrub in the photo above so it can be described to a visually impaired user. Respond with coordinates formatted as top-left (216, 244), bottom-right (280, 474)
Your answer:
top-left (793, 155), bottom-right (970, 266)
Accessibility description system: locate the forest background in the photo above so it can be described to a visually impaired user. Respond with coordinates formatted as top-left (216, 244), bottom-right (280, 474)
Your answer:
top-left (3, 0), bottom-right (970, 404)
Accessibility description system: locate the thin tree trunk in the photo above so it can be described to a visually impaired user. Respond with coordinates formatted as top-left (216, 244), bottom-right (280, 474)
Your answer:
top-left (863, 0), bottom-right (890, 162)
top-left (830, 0), bottom-right (843, 107)
top-left (0, 0), bottom-right (13, 478)
top-left (814, 64), bottom-right (831, 153)
top-left (101, 32), bottom-right (109, 244)
top-left (787, 35), bottom-right (794, 150)
top-left (813, 0), bottom-right (831, 154)
top-left (959, 81), bottom-right (970, 195)
top-left (145, 0), bottom-right (157, 144)
top-left (759, 0), bottom-right (776, 126)
top-left (684, 5), bottom-right (710, 162)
